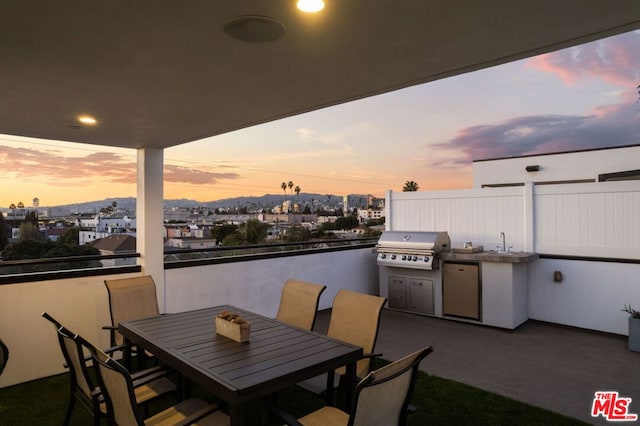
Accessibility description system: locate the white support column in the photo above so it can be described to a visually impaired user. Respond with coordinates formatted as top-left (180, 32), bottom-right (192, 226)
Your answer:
top-left (523, 181), bottom-right (534, 252)
top-left (137, 148), bottom-right (166, 312)
top-left (385, 189), bottom-right (392, 231)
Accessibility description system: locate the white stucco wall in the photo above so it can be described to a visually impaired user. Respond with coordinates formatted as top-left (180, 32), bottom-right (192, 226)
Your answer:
top-left (528, 258), bottom-right (640, 335)
top-left (473, 144), bottom-right (640, 187)
top-left (0, 275), bottom-right (118, 388)
top-left (164, 247), bottom-right (379, 316)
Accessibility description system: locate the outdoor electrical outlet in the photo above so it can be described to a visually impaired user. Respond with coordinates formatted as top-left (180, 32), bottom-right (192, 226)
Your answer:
top-left (553, 271), bottom-right (563, 283)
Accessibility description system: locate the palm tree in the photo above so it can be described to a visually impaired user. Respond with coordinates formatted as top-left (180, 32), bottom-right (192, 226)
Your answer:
top-left (287, 181), bottom-right (294, 212)
top-left (402, 181), bottom-right (420, 192)
top-left (294, 185), bottom-right (301, 212)
top-left (281, 182), bottom-right (287, 211)
top-left (17, 201), bottom-right (25, 223)
top-left (9, 203), bottom-right (16, 227)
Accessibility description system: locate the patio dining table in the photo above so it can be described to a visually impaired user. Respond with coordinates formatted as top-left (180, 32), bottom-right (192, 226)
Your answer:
top-left (118, 305), bottom-right (362, 426)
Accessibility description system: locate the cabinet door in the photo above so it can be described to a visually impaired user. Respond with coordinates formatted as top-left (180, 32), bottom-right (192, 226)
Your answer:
top-left (443, 263), bottom-right (480, 320)
top-left (388, 276), bottom-right (407, 310)
top-left (409, 278), bottom-right (434, 315)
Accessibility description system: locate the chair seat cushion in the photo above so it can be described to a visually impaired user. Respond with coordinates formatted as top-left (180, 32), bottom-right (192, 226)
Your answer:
top-left (298, 406), bottom-right (349, 426)
top-left (145, 398), bottom-right (229, 426)
top-left (134, 376), bottom-right (176, 404)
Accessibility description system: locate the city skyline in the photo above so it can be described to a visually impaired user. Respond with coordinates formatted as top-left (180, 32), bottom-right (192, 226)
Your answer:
top-left (1, 30), bottom-right (638, 208)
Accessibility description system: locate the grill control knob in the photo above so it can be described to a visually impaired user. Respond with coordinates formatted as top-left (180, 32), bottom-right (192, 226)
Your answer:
top-left (423, 256), bottom-right (430, 263)
top-left (401, 255), bottom-right (407, 261)
top-left (380, 254), bottom-right (386, 259)
top-left (391, 254), bottom-right (396, 260)
top-left (412, 256), bottom-right (418, 261)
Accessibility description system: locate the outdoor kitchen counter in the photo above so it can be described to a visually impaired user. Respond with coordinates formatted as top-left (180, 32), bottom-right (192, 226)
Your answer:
top-left (440, 251), bottom-right (538, 263)
top-left (439, 251), bottom-right (538, 329)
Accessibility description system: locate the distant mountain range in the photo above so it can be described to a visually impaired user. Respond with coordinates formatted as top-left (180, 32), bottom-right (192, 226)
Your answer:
top-left (47, 193), bottom-right (349, 214)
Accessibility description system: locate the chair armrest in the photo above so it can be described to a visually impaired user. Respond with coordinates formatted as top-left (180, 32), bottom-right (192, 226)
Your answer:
top-left (130, 366), bottom-right (173, 387)
top-left (102, 325), bottom-right (118, 341)
top-left (338, 352), bottom-right (382, 382)
top-left (130, 365), bottom-right (169, 381)
top-left (102, 325), bottom-right (119, 348)
top-left (104, 343), bottom-right (130, 355)
top-left (90, 387), bottom-right (105, 404)
top-left (63, 343), bottom-right (131, 369)
top-left (363, 352), bottom-right (383, 372)
top-left (102, 326), bottom-right (137, 353)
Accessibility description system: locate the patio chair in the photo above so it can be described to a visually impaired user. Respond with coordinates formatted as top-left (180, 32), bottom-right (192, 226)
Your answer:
top-left (276, 279), bottom-right (327, 330)
top-left (103, 275), bottom-right (161, 367)
top-left (0, 338), bottom-right (8, 376)
top-left (82, 333), bottom-right (230, 426)
top-left (42, 312), bottom-right (177, 425)
top-left (298, 289), bottom-right (386, 406)
top-left (273, 346), bottom-right (433, 426)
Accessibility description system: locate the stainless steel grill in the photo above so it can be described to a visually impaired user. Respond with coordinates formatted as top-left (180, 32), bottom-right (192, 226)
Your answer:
top-left (376, 231), bottom-right (450, 270)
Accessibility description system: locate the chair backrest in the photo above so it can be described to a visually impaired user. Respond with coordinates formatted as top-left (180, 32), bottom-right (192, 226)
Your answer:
top-left (276, 279), bottom-right (327, 330)
top-left (349, 346), bottom-right (433, 426)
top-left (327, 289), bottom-right (386, 376)
top-left (79, 334), bottom-right (144, 426)
top-left (0, 338), bottom-right (8, 376)
top-left (41, 312), bottom-right (95, 403)
top-left (104, 275), bottom-right (160, 346)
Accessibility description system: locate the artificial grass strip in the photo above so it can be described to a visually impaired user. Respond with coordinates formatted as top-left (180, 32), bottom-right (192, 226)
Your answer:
top-left (409, 373), bottom-right (586, 426)
top-left (0, 373), bottom-right (92, 426)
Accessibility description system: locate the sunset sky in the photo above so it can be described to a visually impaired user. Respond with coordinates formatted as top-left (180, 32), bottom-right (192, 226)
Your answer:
top-left (1, 30), bottom-right (638, 208)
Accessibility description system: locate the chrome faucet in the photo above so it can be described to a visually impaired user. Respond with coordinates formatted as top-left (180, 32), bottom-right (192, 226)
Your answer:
top-left (497, 232), bottom-right (512, 253)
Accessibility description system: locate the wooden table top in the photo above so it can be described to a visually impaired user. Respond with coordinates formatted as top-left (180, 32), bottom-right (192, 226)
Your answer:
top-left (119, 305), bottom-right (362, 405)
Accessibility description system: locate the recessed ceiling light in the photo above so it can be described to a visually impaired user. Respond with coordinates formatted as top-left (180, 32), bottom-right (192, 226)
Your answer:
top-left (224, 16), bottom-right (287, 43)
top-left (77, 115), bottom-right (97, 125)
top-left (297, 0), bottom-right (325, 13)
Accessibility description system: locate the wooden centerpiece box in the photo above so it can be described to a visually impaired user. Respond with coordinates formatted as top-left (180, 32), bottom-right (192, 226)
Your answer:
top-left (215, 311), bottom-right (251, 343)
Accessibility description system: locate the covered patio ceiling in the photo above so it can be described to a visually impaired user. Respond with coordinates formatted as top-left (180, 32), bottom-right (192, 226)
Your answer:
top-left (2, 1), bottom-right (639, 150)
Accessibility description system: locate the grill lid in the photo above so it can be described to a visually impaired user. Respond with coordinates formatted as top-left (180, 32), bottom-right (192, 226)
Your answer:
top-left (376, 231), bottom-right (450, 253)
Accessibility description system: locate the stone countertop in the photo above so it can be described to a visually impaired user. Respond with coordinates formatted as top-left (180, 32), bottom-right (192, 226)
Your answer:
top-left (440, 251), bottom-right (539, 263)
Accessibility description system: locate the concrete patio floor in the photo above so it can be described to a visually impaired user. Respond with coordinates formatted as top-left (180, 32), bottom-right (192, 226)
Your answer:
top-left (314, 308), bottom-right (640, 425)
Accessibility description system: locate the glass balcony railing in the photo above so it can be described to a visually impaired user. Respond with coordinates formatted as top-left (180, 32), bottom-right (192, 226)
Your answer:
top-left (0, 237), bottom-right (379, 283)
top-left (0, 252), bottom-right (141, 284)
top-left (164, 237), bottom-right (379, 268)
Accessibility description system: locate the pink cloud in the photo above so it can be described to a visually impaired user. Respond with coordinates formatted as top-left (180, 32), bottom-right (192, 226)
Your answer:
top-left (527, 31), bottom-right (640, 88)
top-left (164, 164), bottom-right (240, 185)
top-left (0, 144), bottom-right (240, 185)
top-left (432, 99), bottom-right (639, 165)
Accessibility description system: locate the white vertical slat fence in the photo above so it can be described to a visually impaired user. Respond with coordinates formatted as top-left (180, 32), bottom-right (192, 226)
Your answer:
top-left (387, 187), bottom-right (526, 251)
top-left (533, 181), bottom-right (640, 258)
top-left (387, 181), bottom-right (640, 258)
